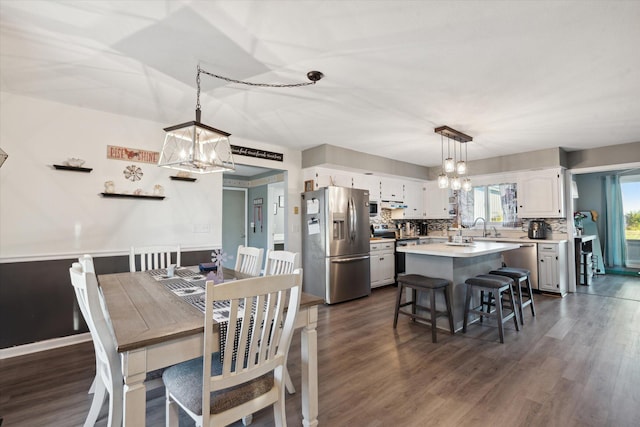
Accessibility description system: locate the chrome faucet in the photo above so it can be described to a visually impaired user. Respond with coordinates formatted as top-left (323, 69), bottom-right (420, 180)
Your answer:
top-left (492, 226), bottom-right (501, 237)
top-left (472, 217), bottom-right (488, 237)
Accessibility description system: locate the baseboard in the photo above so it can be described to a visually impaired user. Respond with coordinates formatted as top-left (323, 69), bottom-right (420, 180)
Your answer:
top-left (0, 333), bottom-right (91, 360)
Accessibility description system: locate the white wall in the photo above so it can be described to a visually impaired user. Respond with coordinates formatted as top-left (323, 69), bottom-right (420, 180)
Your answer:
top-left (0, 92), bottom-right (303, 260)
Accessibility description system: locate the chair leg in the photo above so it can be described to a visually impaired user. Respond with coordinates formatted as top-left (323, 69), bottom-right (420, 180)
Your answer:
top-left (515, 278), bottom-right (525, 325)
top-left (285, 367), bottom-right (296, 394)
top-left (463, 284), bottom-right (472, 333)
top-left (393, 283), bottom-right (404, 328)
top-left (430, 289), bottom-right (437, 343)
top-left (84, 377), bottom-right (107, 427)
top-left (526, 277), bottom-right (536, 317)
top-left (508, 284), bottom-right (520, 332)
top-left (411, 288), bottom-right (417, 320)
top-left (166, 391), bottom-right (180, 427)
top-left (443, 286), bottom-right (455, 336)
top-left (108, 382), bottom-right (123, 427)
top-left (495, 289), bottom-right (505, 343)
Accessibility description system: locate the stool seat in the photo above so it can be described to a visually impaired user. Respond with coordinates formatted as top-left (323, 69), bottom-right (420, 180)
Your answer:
top-left (394, 274), bottom-right (454, 343)
top-left (465, 274), bottom-right (514, 288)
top-left (489, 267), bottom-right (529, 279)
top-left (489, 266), bottom-right (536, 325)
top-left (398, 274), bottom-right (449, 289)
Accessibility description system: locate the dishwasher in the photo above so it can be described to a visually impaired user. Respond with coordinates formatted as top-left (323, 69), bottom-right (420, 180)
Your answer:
top-left (501, 242), bottom-right (539, 290)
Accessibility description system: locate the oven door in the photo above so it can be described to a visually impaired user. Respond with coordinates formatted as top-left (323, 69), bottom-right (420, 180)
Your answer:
top-left (395, 239), bottom-right (419, 279)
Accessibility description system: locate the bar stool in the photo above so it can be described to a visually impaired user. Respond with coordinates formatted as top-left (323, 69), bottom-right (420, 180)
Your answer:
top-left (393, 274), bottom-right (454, 343)
top-left (463, 274), bottom-right (520, 343)
top-left (489, 267), bottom-right (536, 325)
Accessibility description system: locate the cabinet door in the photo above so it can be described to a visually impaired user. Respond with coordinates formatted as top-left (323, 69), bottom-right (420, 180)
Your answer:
top-left (404, 181), bottom-right (425, 219)
top-left (370, 251), bottom-right (381, 287)
top-left (538, 252), bottom-right (558, 292)
top-left (354, 174), bottom-right (380, 201)
top-left (424, 181), bottom-right (451, 219)
top-left (379, 250), bottom-right (395, 284)
top-left (380, 177), bottom-right (404, 202)
top-left (518, 169), bottom-right (565, 218)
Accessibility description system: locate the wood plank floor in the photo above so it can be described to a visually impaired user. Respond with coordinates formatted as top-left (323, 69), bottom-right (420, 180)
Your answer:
top-left (2, 274), bottom-right (640, 426)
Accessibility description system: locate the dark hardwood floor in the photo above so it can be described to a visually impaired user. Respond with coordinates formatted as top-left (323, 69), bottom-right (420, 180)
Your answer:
top-left (2, 274), bottom-right (640, 426)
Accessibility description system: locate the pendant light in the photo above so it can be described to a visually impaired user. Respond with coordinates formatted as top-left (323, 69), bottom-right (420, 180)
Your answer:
top-left (159, 66), bottom-right (323, 174)
top-left (434, 126), bottom-right (472, 191)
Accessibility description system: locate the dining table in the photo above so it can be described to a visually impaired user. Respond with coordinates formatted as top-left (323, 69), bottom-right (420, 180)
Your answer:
top-left (98, 266), bottom-right (323, 427)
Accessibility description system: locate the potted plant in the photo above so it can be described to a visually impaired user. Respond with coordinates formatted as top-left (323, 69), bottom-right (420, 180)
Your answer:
top-left (574, 211), bottom-right (587, 235)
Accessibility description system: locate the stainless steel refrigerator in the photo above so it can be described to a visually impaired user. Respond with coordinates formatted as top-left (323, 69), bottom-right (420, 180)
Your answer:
top-left (301, 186), bottom-right (371, 304)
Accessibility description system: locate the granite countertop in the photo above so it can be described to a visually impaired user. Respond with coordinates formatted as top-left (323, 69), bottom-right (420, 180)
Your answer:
top-left (396, 241), bottom-right (520, 258)
top-left (370, 237), bottom-right (395, 243)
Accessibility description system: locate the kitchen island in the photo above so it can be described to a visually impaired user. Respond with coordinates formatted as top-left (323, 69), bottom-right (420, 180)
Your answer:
top-left (396, 241), bottom-right (521, 331)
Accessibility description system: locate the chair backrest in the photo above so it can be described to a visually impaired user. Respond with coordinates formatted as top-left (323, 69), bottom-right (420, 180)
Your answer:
top-left (263, 250), bottom-right (299, 276)
top-left (201, 269), bottom-right (303, 425)
top-left (69, 255), bottom-right (122, 395)
top-left (233, 245), bottom-right (264, 276)
top-left (129, 244), bottom-right (181, 272)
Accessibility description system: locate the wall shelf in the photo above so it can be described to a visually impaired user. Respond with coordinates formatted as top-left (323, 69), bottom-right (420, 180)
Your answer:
top-left (53, 164), bottom-right (93, 172)
top-left (170, 176), bottom-right (197, 182)
top-left (100, 192), bottom-right (165, 200)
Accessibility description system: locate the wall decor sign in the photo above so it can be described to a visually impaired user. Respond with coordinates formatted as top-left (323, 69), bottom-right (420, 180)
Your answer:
top-left (231, 145), bottom-right (283, 162)
top-left (107, 145), bottom-right (160, 164)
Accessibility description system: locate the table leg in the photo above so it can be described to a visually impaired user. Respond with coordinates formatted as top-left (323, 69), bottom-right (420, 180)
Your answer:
top-left (122, 349), bottom-right (148, 427)
top-left (301, 306), bottom-right (319, 427)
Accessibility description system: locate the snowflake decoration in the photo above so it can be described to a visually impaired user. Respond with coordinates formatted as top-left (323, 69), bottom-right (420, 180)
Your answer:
top-left (211, 249), bottom-right (228, 267)
top-left (123, 165), bottom-right (143, 182)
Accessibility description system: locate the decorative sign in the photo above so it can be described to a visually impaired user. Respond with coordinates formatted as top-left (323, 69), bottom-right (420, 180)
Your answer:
top-left (231, 145), bottom-right (283, 162)
top-left (107, 145), bottom-right (160, 164)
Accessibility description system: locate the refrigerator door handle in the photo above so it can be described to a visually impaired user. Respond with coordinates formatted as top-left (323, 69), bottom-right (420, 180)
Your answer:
top-left (349, 197), bottom-right (356, 241)
top-left (331, 255), bottom-right (370, 263)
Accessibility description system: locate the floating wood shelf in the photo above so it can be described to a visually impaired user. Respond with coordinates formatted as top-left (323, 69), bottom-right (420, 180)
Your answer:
top-left (170, 176), bottom-right (197, 182)
top-left (53, 164), bottom-right (93, 172)
top-left (100, 193), bottom-right (165, 200)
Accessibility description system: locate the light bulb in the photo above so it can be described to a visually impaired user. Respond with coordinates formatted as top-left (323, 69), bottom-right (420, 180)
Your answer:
top-left (437, 173), bottom-right (449, 189)
top-left (444, 157), bottom-right (455, 173)
top-left (456, 161), bottom-right (466, 175)
top-left (451, 176), bottom-right (462, 190)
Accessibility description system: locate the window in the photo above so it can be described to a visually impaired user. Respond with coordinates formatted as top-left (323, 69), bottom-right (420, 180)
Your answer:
top-left (458, 183), bottom-right (519, 227)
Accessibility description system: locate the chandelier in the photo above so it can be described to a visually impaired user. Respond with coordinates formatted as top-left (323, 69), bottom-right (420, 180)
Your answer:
top-left (159, 66), bottom-right (323, 174)
top-left (435, 125), bottom-right (472, 191)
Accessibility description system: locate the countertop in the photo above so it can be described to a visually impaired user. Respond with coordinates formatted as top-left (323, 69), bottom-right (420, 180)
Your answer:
top-left (396, 241), bottom-right (521, 258)
top-left (370, 238), bottom-right (395, 243)
top-left (474, 236), bottom-right (569, 244)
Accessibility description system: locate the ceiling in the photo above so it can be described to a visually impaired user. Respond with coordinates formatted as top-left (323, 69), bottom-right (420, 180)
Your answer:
top-left (1, 1), bottom-right (639, 168)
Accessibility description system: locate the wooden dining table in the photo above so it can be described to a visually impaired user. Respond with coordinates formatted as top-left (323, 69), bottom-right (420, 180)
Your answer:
top-left (98, 267), bottom-right (323, 427)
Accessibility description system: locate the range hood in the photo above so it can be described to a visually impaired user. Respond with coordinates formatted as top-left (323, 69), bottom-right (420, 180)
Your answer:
top-left (381, 201), bottom-right (407, 209)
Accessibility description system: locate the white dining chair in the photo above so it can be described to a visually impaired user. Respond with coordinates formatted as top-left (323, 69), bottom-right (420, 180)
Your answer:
top-left (162, 269), bottom-right (303, 427)
top-left (71, 255), bottom-right (164, 427)
top-left (70, 255), bottom-right (124, 427)
top-left (263, 250), bottom-right (299, 276)
top-left (263, 249), bottom-right (300, 394)
top-left (129, 244), bottom-right (181, 272)
top-left (234, 245), bottom-right (264, 276)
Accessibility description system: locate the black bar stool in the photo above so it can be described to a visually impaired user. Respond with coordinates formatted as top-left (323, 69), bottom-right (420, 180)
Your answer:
top-left (489, 267), bottom-right (536, 325)
top-left (393, 274), bottom-right (454, 343)
top-left (463, 274), bottom-right (520, 343)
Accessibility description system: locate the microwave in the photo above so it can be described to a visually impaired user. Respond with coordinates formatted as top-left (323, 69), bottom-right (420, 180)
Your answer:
top-left (369, 201), bottom-right (379, 217)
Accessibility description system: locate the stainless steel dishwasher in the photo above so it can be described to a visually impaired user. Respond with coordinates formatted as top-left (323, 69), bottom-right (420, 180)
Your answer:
top-left (501, 243), bottom-right (539, 290)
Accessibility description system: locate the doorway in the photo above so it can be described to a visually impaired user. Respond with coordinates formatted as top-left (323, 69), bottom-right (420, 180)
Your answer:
top-left (222, 187), bottom-right (247, 269)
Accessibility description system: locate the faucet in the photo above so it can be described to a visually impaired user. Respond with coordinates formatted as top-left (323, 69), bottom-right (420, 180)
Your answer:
top-left (472, 217), bottom-right (488, 237)
top-left (492, 226), bottom-right (501, 237)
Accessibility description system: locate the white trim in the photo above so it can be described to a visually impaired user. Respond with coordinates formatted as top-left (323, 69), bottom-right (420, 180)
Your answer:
top-left (570, 162), bottom-right (640, 175)
top-left (0, 332), bottom-right (91, 360)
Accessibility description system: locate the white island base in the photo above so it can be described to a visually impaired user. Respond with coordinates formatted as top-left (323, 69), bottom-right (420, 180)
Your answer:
top-left (398, 242), bottom-right (520, 332)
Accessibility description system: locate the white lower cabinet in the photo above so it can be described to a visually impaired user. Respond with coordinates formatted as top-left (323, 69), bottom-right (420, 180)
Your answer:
top-left (370, 241), bottom-right (395, 288)
top-left (537, 242), bottom-right (567, 295)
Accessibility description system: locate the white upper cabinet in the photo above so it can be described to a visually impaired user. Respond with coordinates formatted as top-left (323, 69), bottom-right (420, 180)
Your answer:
top-left (403, 181), bottom-right (425, 219)
top-left (517, 168), bottom-right (565, 218)
top-left (312, 167), bottom-right (353, 188)
top-left (380, 177), bottom-right (404, 202)
top-left (424, 181), bottom-right (451, 219)
top-left (353, 174), bottom-right (380, 201)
